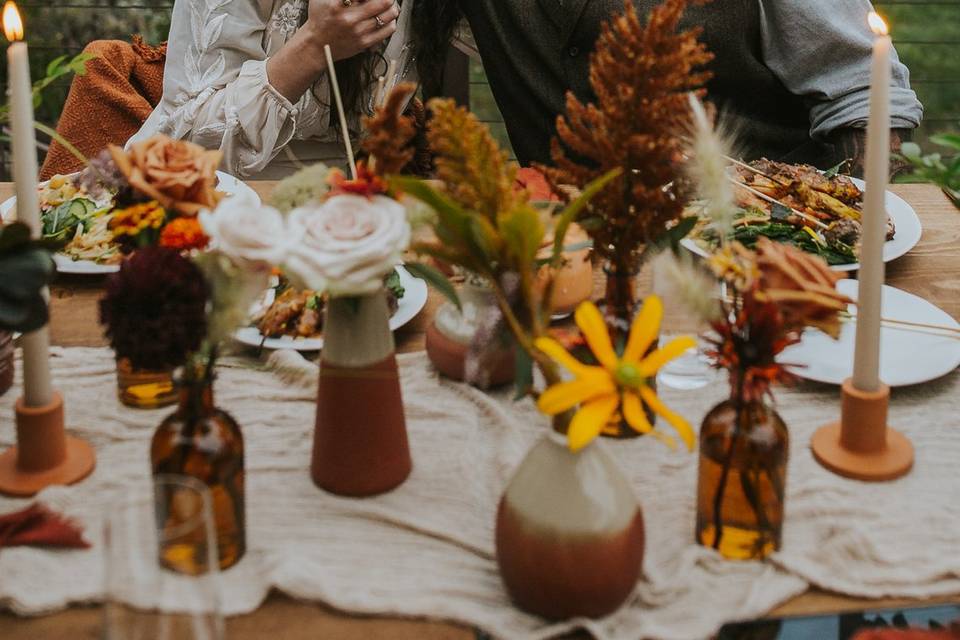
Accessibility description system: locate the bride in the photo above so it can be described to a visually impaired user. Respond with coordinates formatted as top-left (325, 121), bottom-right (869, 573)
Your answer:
top-left (131, 0), bottom-right (412, 179)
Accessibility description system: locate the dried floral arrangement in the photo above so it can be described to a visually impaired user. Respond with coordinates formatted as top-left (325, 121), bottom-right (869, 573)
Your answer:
top-left (392, 99), bottom-right (694, 451)
top-left (705, 237), bottom-right (851, 403)
top-left (544, 0), bottom-right (713, 320)
top-left (393, 98), bottom-right (616, 393)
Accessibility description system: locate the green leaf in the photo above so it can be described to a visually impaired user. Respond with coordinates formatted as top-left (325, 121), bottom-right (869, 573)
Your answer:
top-left (930, 133), bottom-right (960, 152)
top-left (390, 176), bottom-right (472, 248)
top-left (770, 203), bottom-right (792, 221)
top-left (822, 159), bottom-right (848, 179)
top-left (499, 205), bottom-right (544, 268)
top-left (0, 222), bottom-right (31, 252)
top-left (45, 55), bottom-right (68, 78)
top-left (512, 341), bottom-right (533, 401)
top-left (404, 261), bottom-right (461, 311)
top-left (899, 142), bottom-right (922, 160)
top-left (551, 168), bottom-right (622, 259)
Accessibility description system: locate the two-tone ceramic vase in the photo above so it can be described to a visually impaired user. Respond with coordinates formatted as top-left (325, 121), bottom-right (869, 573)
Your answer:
top-left (312, 288), bottom-right (412, 496)
top-left (495, 432), bottom-right (645, 619)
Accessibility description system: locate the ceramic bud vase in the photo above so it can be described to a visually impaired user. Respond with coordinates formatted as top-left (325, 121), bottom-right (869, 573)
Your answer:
top-left (496, 431), bottom-right (645, 619)
top-left (151, 373), bottom-right (246, 572)
top-left (312, 289), bottom-right (412, 496)
top-left (695, 399), bottom-right (788, 560)
top-left (0, 331), bottom-right (13, 397)
top-left (425, 276), bottom-right (514, 387)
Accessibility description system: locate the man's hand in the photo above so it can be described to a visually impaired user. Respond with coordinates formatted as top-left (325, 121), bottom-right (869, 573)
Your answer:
top-left (829, 128), bottom-right (912, 179)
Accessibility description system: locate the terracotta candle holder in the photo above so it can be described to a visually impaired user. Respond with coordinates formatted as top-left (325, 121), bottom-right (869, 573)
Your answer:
top-left (811, 379), bottom-right (913, 482)
top-left (0, 392), bottom-right (96, 497)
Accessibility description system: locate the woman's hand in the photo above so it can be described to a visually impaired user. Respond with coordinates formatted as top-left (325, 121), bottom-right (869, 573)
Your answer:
top-left (266, 0), bottom-right (400, 103)
top-left (305, 0), bottom-right (400, 61)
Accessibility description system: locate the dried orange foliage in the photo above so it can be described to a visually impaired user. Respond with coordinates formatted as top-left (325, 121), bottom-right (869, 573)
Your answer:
top-left (546, 0), bottom-right (713, 268)
top-left (361, 82), bottom-right (418, 176)
top-left (426, 97), bottom-right (520, 216)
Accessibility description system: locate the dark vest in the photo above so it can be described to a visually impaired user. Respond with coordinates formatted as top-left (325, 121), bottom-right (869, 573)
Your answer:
top-left (460, 0), bottom-right (830, 167)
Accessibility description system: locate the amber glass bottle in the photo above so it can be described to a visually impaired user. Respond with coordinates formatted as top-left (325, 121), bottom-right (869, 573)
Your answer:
top-left (151, 373), bottom-right (245, 573)
top-left (696, 399), bottom-right (788, 560)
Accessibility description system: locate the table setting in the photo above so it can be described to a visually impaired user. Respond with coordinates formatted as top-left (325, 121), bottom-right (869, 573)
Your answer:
top-left (0, 0), bottom-right (958, 639)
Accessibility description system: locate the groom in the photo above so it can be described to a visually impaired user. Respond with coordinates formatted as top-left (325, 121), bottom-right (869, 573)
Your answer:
top-left (456, 0), bottom-right (923, 174)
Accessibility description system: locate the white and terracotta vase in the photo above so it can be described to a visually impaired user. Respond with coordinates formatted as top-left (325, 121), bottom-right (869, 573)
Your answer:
top-left (425, 276), bottom-right (514, 387)
top-left (311, 288), bottom-right (412, 496)
top-left (495, 431), bottom-right (645, 619)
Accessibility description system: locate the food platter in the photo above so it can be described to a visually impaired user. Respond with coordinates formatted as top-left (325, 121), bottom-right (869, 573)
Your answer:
top-left (0, 171), bottom-right (260, 275)
top-left (233, 266), bottom-right (429, 351)
top-left (779, 279), bottom-right (960, 387)
top-left (681, 175), bottom-right (922, 272)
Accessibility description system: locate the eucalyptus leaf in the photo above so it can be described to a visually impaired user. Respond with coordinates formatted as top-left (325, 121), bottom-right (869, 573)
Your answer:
top-left (929, 133), bottom-right (960, 152)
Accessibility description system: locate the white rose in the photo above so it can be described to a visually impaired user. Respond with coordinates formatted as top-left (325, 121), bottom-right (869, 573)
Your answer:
top-left (285, 194), bottom-right (411, 296)
top-left (199, 192), bottom-right (290, 269)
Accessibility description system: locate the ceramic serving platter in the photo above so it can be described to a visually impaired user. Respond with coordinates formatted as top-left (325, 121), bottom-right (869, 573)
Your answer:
top-left (0, 171), bottom-right (260, 275)
top-left (779, 279), bottom-right (960, 387)
top-left (233, 266), bottom-right (429, 352)
top-left (681, 177), bottom-right (922, 272)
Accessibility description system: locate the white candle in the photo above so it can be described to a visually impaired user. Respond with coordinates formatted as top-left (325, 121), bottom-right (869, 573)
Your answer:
top-left (851, 12), bottom-right (891, 393)
top-left (5, 1), bottom-right (52, 407)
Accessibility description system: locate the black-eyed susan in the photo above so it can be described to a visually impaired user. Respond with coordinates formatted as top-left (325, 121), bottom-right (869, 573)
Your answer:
top-left (534, 295), bottom-right (696, 453)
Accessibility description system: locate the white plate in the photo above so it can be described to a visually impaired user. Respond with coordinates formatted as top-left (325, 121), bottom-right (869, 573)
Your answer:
top-left (681, 177), bottom-right (922, 272)
top-left (0, 171), bottom-right (260, 275)
top-left (233, 266), bottom-right (429, 351)
top-left (779, 279), bottom-right (960, 387)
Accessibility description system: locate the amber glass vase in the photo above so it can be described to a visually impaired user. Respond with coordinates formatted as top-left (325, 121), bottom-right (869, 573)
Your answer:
top-left (151, 373), bottom-right (245, 572)
top-left (116, 357), bottom-right (177, 409)
top-left (696, 398), bottom-right (788, 560)
top-left (601, 261), bottom-right (657, 439)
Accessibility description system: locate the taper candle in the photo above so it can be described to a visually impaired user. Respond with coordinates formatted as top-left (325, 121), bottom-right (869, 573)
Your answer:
top-left (4, 1), bottom-right (53, 407)
top-left (851, 12), bottom-right (891, 393)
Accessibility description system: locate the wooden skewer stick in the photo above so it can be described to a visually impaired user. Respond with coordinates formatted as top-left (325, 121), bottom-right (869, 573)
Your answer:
top-left (727, 177), bottom-right (830, 230)
top-left (843, 311), bottom-right (960, 335)
top-left (374, 76), bottom-right (386, 109)
top-left (724, 155), bottom-right (789, 186)
top-left (324, 44), bottom-right (357, 179)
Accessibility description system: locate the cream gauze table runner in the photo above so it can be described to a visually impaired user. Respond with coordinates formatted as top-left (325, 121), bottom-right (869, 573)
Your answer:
top-left (0, 347), bottom-right (958, 640)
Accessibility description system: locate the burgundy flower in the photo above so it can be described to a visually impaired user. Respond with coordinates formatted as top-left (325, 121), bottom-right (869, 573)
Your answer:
top-left (99, 247), bottom-right (208, 371)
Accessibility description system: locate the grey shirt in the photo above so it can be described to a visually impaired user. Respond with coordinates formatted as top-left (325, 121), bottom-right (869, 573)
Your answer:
top-left (458, 0), bottom-right (923, 167)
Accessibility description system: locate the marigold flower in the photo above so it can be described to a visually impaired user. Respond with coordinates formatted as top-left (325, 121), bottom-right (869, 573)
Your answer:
top-left (535, 296), bottom-right (696, 453)
top-left (159, 216), bottom-right (210, 251)
top-left (110, 201), bottom-right (166, 238)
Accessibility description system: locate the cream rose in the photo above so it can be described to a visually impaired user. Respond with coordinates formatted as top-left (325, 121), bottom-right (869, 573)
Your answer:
top-left (285, 194), bottom-right (411, 296)
top-left (199, 192), bottom-right (290, 269)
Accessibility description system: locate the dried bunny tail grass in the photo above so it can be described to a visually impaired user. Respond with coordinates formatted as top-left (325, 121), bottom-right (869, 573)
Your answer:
top-left (654, 250), bottom-right (721, 323)
top-left (685, 93), bottom-right (738, 242)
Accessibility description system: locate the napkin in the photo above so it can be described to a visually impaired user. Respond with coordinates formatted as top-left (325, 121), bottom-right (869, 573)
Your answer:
top-left (0, 503), bottom-right (90, 549)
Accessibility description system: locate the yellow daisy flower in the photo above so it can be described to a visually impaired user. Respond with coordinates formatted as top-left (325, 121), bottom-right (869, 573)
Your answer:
top-left (535, 295), bottom-right (697, 453)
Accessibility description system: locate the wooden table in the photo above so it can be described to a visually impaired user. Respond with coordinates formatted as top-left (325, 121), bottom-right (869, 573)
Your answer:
top-left (1, 182), bottom-right (958, 639)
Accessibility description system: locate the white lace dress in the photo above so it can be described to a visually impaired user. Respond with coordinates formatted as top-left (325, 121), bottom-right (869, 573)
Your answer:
top-left (130, 0), bottom-right (417, 179)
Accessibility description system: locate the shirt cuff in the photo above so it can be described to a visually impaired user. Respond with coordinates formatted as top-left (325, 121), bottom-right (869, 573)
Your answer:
top-left (809, 86), bottom-right (924, 140)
